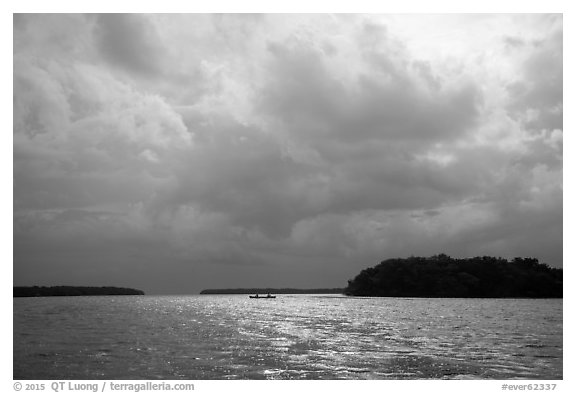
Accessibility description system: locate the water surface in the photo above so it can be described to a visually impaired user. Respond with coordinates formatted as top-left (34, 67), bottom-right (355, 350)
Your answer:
top-left (13, 295), bottom-right (562, 379)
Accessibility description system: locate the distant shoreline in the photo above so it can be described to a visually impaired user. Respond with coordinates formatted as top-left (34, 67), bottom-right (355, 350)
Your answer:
top-left (13, 286), bottom-right (145, 297)
top-left (200, 288), bottom-right (344, 295)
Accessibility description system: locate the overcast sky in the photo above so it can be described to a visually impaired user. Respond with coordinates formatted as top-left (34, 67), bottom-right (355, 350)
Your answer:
top-left (13, 14), bottom-right (562, 294)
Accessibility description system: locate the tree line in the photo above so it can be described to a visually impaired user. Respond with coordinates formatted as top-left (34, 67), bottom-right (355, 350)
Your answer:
top-left (200, 287), bottom-right (344, 295)
top-left (14, 286), bottom-right (145, 297)
top-left (344, 255), bottom-right (562, 298)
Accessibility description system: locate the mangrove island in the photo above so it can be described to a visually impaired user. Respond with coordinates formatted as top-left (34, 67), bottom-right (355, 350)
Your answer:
top-left (344, 255), bottom-right (562, 298)
top-left (14, 286), bottom-right (145, 297)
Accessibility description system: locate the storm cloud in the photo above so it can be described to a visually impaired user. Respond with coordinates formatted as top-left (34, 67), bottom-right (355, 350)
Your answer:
top-left (13, 14), bottom-right (562, 294)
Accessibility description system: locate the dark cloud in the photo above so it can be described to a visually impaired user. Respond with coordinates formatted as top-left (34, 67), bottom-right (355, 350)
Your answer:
top-left (95, 14), bottom-right (167, 76)
top-left (13, 14), bottom-right (95, 60)
top-left (262, 32), bottom-right (480, 148)
top-left (503, 36), bottom-right (527, 49)
top-left (13, 14), bottom-right (563, 294)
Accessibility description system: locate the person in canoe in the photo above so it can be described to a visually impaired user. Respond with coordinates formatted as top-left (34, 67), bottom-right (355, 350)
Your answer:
top-left (249, 293), bottom-right (276, 298)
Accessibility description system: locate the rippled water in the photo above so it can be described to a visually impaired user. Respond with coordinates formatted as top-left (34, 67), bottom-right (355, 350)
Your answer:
top-left (13, 295), bottom-right (562, 379)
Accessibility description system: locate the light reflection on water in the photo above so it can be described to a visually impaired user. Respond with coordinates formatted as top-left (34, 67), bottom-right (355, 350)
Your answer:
top-left (13, 295), bottom-right (562, 379)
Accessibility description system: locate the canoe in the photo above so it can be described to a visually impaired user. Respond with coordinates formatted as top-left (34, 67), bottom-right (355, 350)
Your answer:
top-left (249, 295), bottom-right (276, 299)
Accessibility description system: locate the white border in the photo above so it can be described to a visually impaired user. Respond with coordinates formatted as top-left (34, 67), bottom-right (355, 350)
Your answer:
top-left (4, 4), bottom-right (572, 391)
